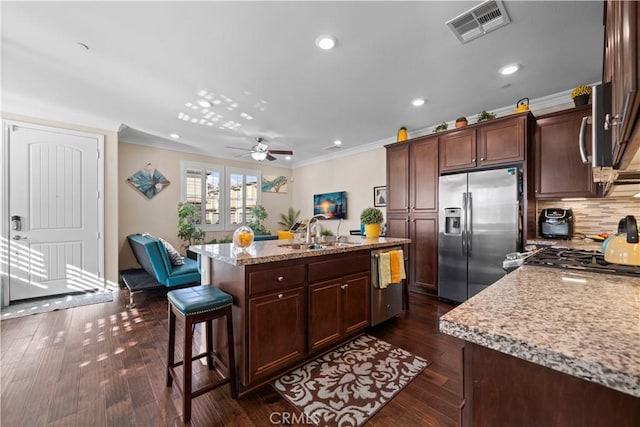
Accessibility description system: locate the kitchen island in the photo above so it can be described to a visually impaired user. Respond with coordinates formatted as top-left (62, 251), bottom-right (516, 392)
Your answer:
top-left (190, 236), bottom-right (410, 395)
top-left (440, 264), bottom-right (640, 426)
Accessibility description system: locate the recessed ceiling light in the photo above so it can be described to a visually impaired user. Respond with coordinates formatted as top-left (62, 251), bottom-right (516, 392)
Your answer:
top-left (411, 98), bottom-right (425, 107)
top-left (316, 35), bottom-right (337, 50)
top-left (170, 133), bottom-right (180, 139)
top-left (198, 99), bottom-right (212, 108)
top-left (334, 140), bottom-right (342, 146)
top-left (285, 155), bottom-right (292, 160)
top-left (499, 64), bottom-right (519, 75)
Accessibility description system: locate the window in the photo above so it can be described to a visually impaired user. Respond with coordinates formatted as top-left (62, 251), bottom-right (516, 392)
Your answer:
top-left (181, 161), bottom-right (261, 231)
top-left (226, 167), bottom-right (261, 228)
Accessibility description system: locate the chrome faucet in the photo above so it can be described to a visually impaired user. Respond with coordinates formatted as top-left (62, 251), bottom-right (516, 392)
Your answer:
top-left (305, 214), bottom-right (326, 243)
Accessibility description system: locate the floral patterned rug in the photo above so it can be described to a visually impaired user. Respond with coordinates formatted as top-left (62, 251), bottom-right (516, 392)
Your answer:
top-left (273, 334), bottom-right (430, 426)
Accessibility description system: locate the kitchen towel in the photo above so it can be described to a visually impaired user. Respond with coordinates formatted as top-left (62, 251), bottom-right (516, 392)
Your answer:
top-left (377, 250), bottom-right (406, 289)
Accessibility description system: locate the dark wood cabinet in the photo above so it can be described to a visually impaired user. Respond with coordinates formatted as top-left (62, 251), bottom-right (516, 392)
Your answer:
top-left (386, 136), bottom-right (439, 294)
top-left (534, 105), bottom-right (598, 199)
top-left (308, 253), bottom-right (370, 353)
top-left (386, 136), bottom-right (438, 214)
top-left (604, 0), bottom-right (640, 167)
top-left (248, 286), bottom-right (306, 383)
top-left (440, 115), bottom-right (527, 172)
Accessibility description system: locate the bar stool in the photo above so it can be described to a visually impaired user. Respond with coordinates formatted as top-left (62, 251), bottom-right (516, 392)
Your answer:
top-left (166, 285), bottom-right (237, 423)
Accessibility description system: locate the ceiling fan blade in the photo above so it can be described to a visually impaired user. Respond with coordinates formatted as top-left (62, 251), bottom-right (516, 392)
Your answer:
top-left (224, 146), bottom-right (252, 151)
top-left (268, 150), bottom-right (293, 155)
top-left (266, 154), bottom-right (277, 161)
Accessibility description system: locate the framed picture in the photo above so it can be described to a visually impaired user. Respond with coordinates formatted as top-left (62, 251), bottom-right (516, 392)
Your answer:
top-left (374, 186), bottom-right (387, 207)
top-left (313, 191), bottom-right (347, 219)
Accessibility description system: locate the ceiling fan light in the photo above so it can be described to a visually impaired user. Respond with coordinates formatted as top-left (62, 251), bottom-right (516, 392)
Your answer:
top-left (251, 151), bottom-right (268, 161)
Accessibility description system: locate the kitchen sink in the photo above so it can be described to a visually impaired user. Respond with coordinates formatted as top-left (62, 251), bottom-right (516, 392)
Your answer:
top-left (278, 241), bottom-right (362, 250)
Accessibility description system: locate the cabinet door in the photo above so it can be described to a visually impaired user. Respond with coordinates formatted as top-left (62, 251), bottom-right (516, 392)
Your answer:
top-left (439, 129), bottom-right (477, 172)
top-left (535, 106), bottom-right (597, 198)
top-left (386, 215), bottom-right (409, 239)
top-left (249, 287), bottom-right (306, 382)
top-left (477, 116), bottom-right (525, 167)
top-left (410, 137), bottom-right (439, 212)
top-left (342, 274), bottom-right (370, 336)
top-left (308, 280), bottom-right (342, 353)
top-left (410, 215), bottom-right (438, 292)
top-left (386, 144), bottom-right (410, 214)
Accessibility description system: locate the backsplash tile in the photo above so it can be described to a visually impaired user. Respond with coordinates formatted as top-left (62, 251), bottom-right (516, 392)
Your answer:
top-left (537, 198), bottom-right (640, 237)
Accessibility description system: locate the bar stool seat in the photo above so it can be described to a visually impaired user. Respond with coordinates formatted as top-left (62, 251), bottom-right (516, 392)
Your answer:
top-left (166, 285), bottom-right (237, 423)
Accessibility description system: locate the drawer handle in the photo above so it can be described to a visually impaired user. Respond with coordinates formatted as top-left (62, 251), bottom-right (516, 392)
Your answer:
top-left (277, 276), bottom-right (284, 282)
top-left (277, 293), bottom-right (283, 299)
top-left (341, 284), bottom-right (348, 289)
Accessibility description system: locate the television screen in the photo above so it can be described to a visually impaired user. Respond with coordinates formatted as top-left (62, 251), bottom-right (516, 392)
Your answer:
top-left (313, 191), bottom-right (347, 219)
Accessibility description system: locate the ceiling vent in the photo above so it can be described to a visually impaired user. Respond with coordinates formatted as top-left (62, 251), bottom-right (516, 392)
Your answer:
top-left (446, 0), bottom-right (511, 44)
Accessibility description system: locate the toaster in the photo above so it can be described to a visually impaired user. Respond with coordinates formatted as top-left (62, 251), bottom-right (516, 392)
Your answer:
top-left (539, 208), bottom-right (574, 239)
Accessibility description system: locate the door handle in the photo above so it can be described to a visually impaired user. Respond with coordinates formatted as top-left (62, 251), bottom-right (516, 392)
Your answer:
top-left (462, 193), bottom-right (467, 256)
top-left (579, 116), bottom-right (591, 164)
top-left (11, 235), bottom-right (26, 241)
top-left (468, 193), bottom-right (473, 256)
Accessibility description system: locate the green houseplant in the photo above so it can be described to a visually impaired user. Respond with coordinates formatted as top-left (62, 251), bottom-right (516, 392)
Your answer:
top-left (433, 122), bottom-right (448, 133)
top-left (360, 207), bottom-right (384, 238)
top-left (177, 202), bottom-right (206, 250)
top-left (278, 207), bottom-right (300, 230)
top-left (248, 205), bottom-right (270, 235)
top-left (477, 110), bottom-right (497, 122)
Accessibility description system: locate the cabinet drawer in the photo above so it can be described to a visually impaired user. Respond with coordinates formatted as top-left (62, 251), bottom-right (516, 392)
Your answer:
top-left (248, 264), bottom-right (306, 296)
top-left (308, 253), bottom-right (370, 283)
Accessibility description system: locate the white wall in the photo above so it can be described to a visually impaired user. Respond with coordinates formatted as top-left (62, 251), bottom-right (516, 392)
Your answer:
top-left (291, 147), bottom-right (387, 235)
top-left (119, 141), bottom-right (292, 269)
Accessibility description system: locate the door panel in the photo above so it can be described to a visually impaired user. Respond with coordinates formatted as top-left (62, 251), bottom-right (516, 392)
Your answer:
top-left (8, 123), bottom-right (102, 300)
top-left (438, 173), bottom-right (468, 302)
top-left (467, 169), bottom-right (518, 298)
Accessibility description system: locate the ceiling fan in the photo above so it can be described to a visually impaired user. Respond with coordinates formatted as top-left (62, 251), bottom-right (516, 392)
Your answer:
top-left (225, 137), bottom-right (293, 161)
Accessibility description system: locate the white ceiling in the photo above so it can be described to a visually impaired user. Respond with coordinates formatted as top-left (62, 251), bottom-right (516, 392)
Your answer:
top-left (2, 1), bottom-right (604, 167)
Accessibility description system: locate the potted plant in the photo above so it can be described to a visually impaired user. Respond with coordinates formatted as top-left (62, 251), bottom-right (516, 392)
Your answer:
top-left (477, 110), bottom-right (497, 122)
top-left (571, 85), bottom-right (592, 106)
top-left (248, 205), bottom-right (270, 235)
top-left (360, 207), bottom-right (384, 238)
top-left (455, 117), bottom-right (468, 128)
top-left (278, 207), bottom-right (300, 230)
top-left (433, 122), bottom-right (448, 133)
top-left (177, 202), bottom-right (206, 257)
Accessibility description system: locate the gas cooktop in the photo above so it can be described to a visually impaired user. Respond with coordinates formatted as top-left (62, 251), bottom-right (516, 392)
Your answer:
top-left (524, 247), bottom-right (640, 277)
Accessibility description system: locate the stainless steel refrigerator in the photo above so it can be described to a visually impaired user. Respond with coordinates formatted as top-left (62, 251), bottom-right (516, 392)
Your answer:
top-left (438, 167), bottom-right (522, 303)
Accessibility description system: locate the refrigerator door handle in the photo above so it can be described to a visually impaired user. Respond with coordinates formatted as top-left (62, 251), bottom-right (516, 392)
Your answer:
top-left (462, 193), bottom-right (467, 256)
top-left (468, 192), bottom-right (473, 256)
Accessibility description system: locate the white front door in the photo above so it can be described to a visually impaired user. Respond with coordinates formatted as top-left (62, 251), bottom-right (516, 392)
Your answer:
top-left (6, 121), bottom-right (104, 301)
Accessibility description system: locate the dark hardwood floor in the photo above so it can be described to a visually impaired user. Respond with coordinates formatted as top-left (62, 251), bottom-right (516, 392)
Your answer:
top-left (1, 287), bottom-right (463, 426)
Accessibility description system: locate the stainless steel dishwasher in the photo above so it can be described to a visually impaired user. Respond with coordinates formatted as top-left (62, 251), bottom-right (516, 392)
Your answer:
top-left (371, 247), bottom-right (404, 325)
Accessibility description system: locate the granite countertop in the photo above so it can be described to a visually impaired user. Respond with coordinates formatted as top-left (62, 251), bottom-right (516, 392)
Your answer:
top-left (190, 236), bottom-right (410, 266)
top-left (440, 265), bottom-right (640, 398)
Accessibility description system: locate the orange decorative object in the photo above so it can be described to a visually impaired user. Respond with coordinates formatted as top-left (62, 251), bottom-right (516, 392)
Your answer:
top-left (397, 127), bottom-right (408, 142)
top-left (233, 226), bottom-right (254, 248)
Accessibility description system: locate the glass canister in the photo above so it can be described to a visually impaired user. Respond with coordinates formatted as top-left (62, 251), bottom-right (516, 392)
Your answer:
top-left (233, 225), bottom-right (254, 249)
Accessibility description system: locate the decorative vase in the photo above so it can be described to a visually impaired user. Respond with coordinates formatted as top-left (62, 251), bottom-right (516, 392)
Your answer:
top-left (397, 127), bottom-right (408, 142)
top-left (573, 94), bottom-right (590, 106)
top-left (233, 225), bottom-right (254, 249)
top-left (455, 120), bottom-right (468, 128)
top-left (364, 223), bottom-right (381, 238)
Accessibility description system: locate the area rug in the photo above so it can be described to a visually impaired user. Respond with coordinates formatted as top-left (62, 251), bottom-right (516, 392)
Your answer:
top-left (273, 334), bottom-right (430, 427)
top-left (0, 291), bottom-right (114, 320)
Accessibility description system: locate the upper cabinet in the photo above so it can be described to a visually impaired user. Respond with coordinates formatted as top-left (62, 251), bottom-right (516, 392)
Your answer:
top-left (439, 114), bottom-right (528, 173)
top-left (604, 0), bottom-right (640, 167)
top-left (386, 135), bottom-right (438, 214)
top-left (534, 105), bottom-right (598, 199)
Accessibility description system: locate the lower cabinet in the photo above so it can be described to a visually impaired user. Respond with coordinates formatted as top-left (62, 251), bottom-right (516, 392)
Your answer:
top-left (248, 287), bottom-right (306, 383)
top-left (387, 214), bottom-right (438, 293)
top-left (308, 273), bottom-right (370, 353)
